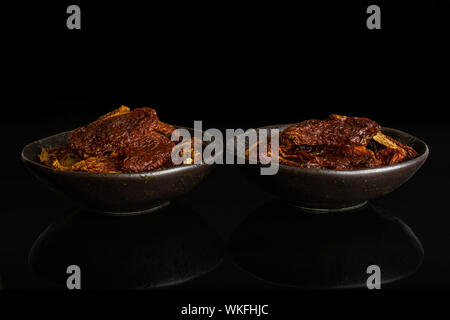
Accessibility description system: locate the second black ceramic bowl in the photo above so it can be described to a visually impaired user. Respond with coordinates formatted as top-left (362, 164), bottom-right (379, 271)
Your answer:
top-left (236, 125), bottom-right (429, 212)
top-left (22, 128), bottom-right (214, 215)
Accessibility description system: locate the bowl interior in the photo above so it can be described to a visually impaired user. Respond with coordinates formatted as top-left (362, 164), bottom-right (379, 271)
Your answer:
top-left (231, 124), bottom-right (428, 171)
top-left (22, 126), bottom-right (212, 177)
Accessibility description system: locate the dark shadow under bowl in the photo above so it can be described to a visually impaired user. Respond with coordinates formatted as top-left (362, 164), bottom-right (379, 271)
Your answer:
top-left (238, 125), bottom-right (429, 212)
top-left (22, 128), bottom-right (214, 215)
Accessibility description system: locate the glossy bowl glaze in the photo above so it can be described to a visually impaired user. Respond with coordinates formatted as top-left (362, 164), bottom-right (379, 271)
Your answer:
top-left (22, 128), bottom-right (213, 215)
top-left (238, 125), bottom-right (429, 212)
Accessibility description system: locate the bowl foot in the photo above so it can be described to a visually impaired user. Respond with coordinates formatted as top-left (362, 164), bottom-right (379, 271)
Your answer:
top-left (291, 201), bottom-right (368, 214)
top-left (90, 201), bottom-right (171, 216)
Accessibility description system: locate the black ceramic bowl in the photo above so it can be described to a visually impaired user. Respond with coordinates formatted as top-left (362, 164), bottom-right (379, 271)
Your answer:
top-left (236, 125), bottom-right (429, 212)
top-left (22, 128), bottom-right (213, 215)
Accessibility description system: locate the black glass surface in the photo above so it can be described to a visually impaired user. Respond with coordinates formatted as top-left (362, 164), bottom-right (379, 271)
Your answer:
top-left (229, 201), bottom-right (423, 289)
top-left (29, 203), bottom-right (224, 289)
top-left (1, 124), bottom-right (448, 290)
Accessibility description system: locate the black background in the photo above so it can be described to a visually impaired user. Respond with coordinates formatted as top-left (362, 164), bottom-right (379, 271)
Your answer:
top-left (7, 1), bottom-right (450, 125)
top-left (2, 0), bottom-right (450, 313)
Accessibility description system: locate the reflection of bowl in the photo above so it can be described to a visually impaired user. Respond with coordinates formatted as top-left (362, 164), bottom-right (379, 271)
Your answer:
top-left (237, 125), bottom-right (429, 212)
top-left (229, 200), bottom-right (423, 289)
top-left (22, 128), bottom-right (213, 215)
top-left (29, 203), bottom-right (224, 289)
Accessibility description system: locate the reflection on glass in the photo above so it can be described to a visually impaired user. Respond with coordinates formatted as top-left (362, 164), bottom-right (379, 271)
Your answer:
top-left (229, 201), bottom-right (423, 289)
top-left (29, 203), bottom-right (224, 289)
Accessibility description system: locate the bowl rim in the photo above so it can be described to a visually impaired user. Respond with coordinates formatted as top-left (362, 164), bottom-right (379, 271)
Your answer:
top-left (22, 124), bottom-right (430, 177)
top-left (239, 124), bottom-right (429, 175)
top-left (21, 127), bottom-right (213, 178)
